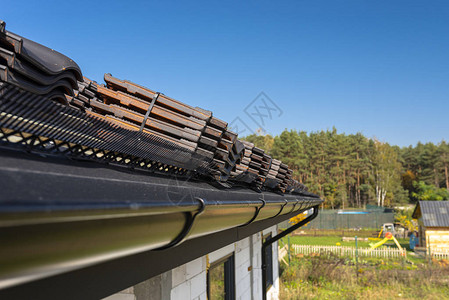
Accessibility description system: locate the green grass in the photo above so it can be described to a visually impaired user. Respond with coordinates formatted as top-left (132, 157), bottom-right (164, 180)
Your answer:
top-left (278, 233), bottom-right (439, 299)
top-left (280, 253), bottom-right (449, 300)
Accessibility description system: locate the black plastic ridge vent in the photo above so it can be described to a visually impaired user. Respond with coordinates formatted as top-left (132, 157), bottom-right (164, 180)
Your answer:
top-left (0, 83), bottom-right (215, 176)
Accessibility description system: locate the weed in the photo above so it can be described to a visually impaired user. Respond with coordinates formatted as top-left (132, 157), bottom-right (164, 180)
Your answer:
top-left (280, 254), bottom-right (449, 300)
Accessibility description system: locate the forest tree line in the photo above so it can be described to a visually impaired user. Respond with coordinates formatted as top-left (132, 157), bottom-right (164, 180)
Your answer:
top-left (243, 128), bottom-right (449, 209)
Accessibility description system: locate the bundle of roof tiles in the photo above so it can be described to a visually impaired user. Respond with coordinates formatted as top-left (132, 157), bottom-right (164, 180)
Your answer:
top-left (65, 74), bottom-right (244, 182)
top-left (0, 20), bottom-right (311, 195)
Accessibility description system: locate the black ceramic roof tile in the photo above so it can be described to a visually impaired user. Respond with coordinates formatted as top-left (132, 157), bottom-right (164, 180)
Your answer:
top-left (0, 47), bottom-right (78, 88)
top-left (0, 64), bottom-right (73, 95)
top-left (0, 26), bottom-right (82, 80)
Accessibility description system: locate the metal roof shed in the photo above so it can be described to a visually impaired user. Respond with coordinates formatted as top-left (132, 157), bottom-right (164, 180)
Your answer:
top-left (412, 201), bottom-right (449, 254)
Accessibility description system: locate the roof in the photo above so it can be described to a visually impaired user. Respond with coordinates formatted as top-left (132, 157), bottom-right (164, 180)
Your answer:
top-left (0, 18), bottom-right (310, 195)
top-left (0, 21), bottom-right (324, 293)
top-left (412, 201), bottom-right (449, 227)
top-left (0, 148), bottom-right (323, 291)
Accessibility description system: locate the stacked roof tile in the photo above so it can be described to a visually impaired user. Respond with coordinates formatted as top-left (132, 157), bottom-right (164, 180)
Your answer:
top-left (65, 74), bottom-right (245, 181)
top-left (0, 20), bottom-right (313, 196)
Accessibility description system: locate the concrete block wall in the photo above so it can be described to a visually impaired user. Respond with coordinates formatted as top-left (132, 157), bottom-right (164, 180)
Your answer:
top-left (170, 256), bottom-right (207, 300)
top-left (263, 226), bottom-right (280, 300)
top-left (251, 232), bottom-right (263, 300)
top-left (104, 225), bottom-right (279, 300)
top-left (235, 236), bottom-right (251, 299)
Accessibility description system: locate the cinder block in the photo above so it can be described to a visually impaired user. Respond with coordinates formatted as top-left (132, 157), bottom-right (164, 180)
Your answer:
top-left (190, 271), bottom-right (207, 299)
top-left (235, 273), bottom-right (251, 298)
top-left (209, 244), bottom-right (234, 263)
top-left (186, 257), bottom-right (205, 280)
top-left (235, 247), bottom-right (250, 267)
top-left (253, 288), bottom-right (262, 300)
top-left (235, 260), bottom-right (250, 283)
top-left (272, 245), bottom-right (279, 283)
top-left (252, 251), bottom-right (261, 269)
top-left (253, 232), bottom-right (261, 242)
top-left (235, 237), bottom-right (250, 252)
top-left (253, 232), bottom-right (262, 244)
top-left (120, 287), bottom-right (134, 294)
top-left (134, 273), bottom-right (170, 300)
top-left (238, 287), bottom-right (251, 300)
top-left (171, 281), bottom-right (190, 300)
top-left (172, 264), bottom-right (187, 288)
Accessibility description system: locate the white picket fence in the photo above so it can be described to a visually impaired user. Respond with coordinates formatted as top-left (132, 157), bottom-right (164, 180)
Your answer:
top-left (292, 244), bottom-right (406, 258)
top-left (431, 251), bottom-right (449, 260)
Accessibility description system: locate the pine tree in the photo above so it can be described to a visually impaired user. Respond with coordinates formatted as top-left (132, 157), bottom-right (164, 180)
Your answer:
top-left (437, 141), bottom-right (449, 191)
top-left (243, 128), bottom-right (446, 208)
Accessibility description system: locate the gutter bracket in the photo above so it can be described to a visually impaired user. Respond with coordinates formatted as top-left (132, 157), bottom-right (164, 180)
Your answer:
top-left (270, 199), bottom-right (288, 219)
top-left (155, 197), bottom-right (205, 250)
top-left (293, 199), bottom-right (300, 211)
top-left (288, 199), bottom-right (300, 214)
top-left (261, 205), bottom-right (319, 300)
top-left (239, 197), bottom-right (266, 227)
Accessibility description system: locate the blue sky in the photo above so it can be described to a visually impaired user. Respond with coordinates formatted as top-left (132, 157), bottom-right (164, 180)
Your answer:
top-left (3, 1), bottom-right (448, 147)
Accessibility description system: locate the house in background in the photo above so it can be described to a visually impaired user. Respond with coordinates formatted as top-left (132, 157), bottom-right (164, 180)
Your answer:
top-left (412, 201), bottom-right (449, 254)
